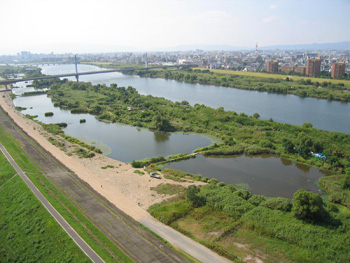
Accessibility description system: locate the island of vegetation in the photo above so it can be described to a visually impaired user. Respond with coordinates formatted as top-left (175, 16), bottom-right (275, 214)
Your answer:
top-left (28, 78), bottom-right (350, 262)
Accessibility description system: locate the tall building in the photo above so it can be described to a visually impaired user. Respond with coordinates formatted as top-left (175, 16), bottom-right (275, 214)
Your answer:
top-left (281, 65), bottom-right (306, 74)
top-left (331, 62), bottom-right (346, 79)
top-left (267, 60), bottom-right (278, 73)
top-left (306, 57), bottom-right (321, 77)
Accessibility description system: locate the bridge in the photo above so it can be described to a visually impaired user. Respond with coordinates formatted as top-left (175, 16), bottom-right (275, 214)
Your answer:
top-left (0, 55), bottom-right (197, 88)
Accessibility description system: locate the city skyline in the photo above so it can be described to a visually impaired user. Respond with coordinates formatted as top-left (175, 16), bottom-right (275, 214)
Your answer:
top-left (1, 0), bottom-right (349, 54)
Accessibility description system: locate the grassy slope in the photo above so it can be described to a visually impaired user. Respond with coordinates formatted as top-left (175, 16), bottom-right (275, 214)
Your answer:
top-left (0, 153), bottom-right (89, 262)
top-left (0, 120), bottom-right (133, 263)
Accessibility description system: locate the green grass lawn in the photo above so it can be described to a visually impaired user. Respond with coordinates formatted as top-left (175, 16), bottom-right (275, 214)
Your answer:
top-left (0, 153), bottom-right (89, 262)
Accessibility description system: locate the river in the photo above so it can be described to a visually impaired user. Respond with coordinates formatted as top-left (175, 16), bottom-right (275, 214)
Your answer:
top-left (38, 63), bottom-right (350, 133)
top-left (11, 63), bottom-right (344, 197)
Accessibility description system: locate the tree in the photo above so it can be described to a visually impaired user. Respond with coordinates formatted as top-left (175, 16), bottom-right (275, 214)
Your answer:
top-left (282, 139), bottom-right (295, 154)
top-left (302, 122), bottom-right (313, 129)
top-left (292, 190), bottom-right (326, 221)
top-left (233, 189), bottom-right (251, 200)
top-left (252, 113), bottom-right (260, 119)
top-left (186, 185), bottom-right (205, 208)
top-left (152, 115), bottom-right (172, 131)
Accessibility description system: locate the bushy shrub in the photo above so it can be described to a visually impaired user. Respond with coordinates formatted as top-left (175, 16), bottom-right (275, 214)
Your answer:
top-left (233, 189), bottom-right (251, 200)
top-left (292, 190), bottom-right (326, 221)
top-left (222, 196), bottom-right (255, 218)
top-left (248, 195), bottom-right (266, 206)
top-left (56, 122), bottom-right (68, 128)
top-left (83, 152), bottom-right (95, 158)
top-left (148, 200), bottom-right (192, 225)
top-left (44, 112), bottom-right (54, 117)
top-left (326, 203), bottom-right (339, 213)
top-left (261, 197), bottom-right (292, 212)
top-left (208, 178), bottom-right (218, 184)
top-left (225, 184), bottom-right (236, 192)
top-left (131, 156), bottom-right (166, 168)
top-left (328, 192), bottom-right (348, 204)
top-left (200, 177), bottom-right (209, 182)
top-left (245, 145), bottom-right (274, 155)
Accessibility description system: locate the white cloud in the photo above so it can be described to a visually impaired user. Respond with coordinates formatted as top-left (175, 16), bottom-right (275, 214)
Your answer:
top-left (270, 4), bottom-right (277, 9)
top-left (262, 16), bottom-right (280, 23)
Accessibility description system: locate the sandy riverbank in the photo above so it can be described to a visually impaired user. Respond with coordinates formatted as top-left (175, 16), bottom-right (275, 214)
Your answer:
top-left (0, 90), bottom-right (202, 220)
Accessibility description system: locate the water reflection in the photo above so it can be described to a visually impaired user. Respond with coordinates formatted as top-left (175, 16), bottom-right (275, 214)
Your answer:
top-left (281, 158), bottom-right (293, 166)
top-left (296, 162), bottom-right (310, 172)
top-left (154, 131), bottom-right (170, 142)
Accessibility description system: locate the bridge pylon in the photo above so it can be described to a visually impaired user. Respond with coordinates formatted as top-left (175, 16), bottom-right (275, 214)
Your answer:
top-left (145, 53), bottom-right (148, 69)
top-left (74, 55), bottom-right (79, 82)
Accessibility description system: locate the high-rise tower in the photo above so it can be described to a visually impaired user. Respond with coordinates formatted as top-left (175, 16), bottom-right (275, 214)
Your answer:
top-left (331, 62), bottom-right (346, 79)
top-left (306, 57), bottom-right (321, 77)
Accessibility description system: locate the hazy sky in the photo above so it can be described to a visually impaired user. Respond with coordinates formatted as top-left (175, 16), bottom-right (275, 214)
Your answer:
top-left (1, 0), bottom-right (349, 54)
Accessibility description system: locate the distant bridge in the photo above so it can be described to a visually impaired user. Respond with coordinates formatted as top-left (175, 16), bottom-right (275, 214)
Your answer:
top-left (0, 64), bottom-right (197, 87)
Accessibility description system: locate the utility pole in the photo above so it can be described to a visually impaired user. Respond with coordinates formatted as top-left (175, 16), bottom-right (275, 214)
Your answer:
top-left (74, 55), bottom-right (79, 82)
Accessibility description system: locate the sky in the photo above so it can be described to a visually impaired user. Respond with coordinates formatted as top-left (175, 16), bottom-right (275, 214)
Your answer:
top-left (0, 0), bottom-right (349, 54)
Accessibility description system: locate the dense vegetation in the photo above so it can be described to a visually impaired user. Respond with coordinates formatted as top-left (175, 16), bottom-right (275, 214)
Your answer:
top-left (149, 183), bottom-right (350, 262)
top-left (127, 68), bottom-right (350, 102)
top-left (32, 78), bottom-right (350, 208)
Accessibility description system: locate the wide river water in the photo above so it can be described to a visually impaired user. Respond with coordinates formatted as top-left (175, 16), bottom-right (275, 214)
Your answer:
top-left (12, 64), bottom-right (341, 197)
top-left (39, 64), bottom-right (350, 133)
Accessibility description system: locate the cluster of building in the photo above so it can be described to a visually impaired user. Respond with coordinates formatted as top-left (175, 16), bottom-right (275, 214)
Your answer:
top-left (1, 48), bottom-right (349, 79)
top-left (267, 57), bottom-right (346, 78)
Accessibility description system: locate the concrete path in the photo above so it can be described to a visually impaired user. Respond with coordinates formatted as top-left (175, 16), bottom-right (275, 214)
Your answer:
top-left (0, 143), bottom-right (104, 263)
top-left (139, 216), bottom-right (232, 263)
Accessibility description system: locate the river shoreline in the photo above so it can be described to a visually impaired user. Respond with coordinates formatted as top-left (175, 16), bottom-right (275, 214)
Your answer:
top-left (0, 89), bottom-right (202, 220)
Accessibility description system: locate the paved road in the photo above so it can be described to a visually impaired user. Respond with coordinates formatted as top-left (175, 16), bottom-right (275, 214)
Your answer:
top-left (0, 143), bottom-right (105, 263)
top-left (139, 216), bottom-right (232, 263)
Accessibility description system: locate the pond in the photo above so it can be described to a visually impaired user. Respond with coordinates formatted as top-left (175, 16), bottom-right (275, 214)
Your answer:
top-left (13, 93), bottom-right (212, 162)
top-left (163, 154), bottom-right (329, 198)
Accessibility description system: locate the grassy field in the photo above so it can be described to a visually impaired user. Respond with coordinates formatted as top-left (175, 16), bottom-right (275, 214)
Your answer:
top-left (0, 152), bottom-right (90, 262)
top-left (206, 68), bottom-right (350, 85)
top-left (0, 119), bottom-right (133, 262)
